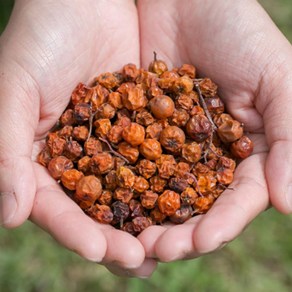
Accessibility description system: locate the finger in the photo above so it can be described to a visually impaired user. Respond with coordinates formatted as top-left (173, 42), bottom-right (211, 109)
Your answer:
top-left (260, 66), bottom-right (292, 213)
top-left (150, 216), bottom-right (202, 262)
top-left (0, 64), bottom-right (39, 227)
top-left (100, 229), bottom-right (145, 269)
top-left (138, 225), bottom-right (168, 258)
top-left (31, 163), bottom-right (145, 268)
top-left (151, 153), bottom-right (268, 261)
top-left (105, 258), bottom-right (157, 278)
top-left (30, 163), bottom-right (107, 262)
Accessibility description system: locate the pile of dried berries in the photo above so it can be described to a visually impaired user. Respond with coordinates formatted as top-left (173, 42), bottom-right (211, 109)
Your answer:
top-left (37, 56), bottom-right (253, 236)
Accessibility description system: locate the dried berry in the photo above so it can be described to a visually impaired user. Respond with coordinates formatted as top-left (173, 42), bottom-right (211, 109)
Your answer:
top-left (168, 177), bottom-right (189, 193)
top-left (186, 115), bottom-right (212, 142)
top-left (136, 159), bottom-right (157, 179)
top-left (182, 142), bottom-right (202, 163)
top-left (181, 187), bottom-right (198, 205)
top-left (63, 140), bottom-right (83, 161)
top-left (112, 201), bottom-right (130, 226)
top-left (217, 119), bottom-right (243, 143)
top-left (61, 169), bottom-right (84, 190)
top-left (117, 142), bottom-right (139, 164)
top-left (94, 118), bottom-right (111, 138)
top-left (133, 176), bottom-right (149, 193)
top-left (159, 126), bottom-right (185, 153)
top-left (122, 122), bottom-right (145, 146)
top-left (158, 190), bottom-right (181, 216)
top-left (139, 139), bottom-right (162, 160)
top-left (72, 126), bottom-right (89, 142)
top-left (98, 190), bottom-right (113, 205)
top-left (38, 59), bottom-right (253, 236)
top-left (89, 153), bottom-right (114, 175)
top-left (75, 175), bottom-right (102, 209)
top-left (149, 95), bottom-right (175, 119)
top-left (169, 205), bottom-right (192, 224)
top-left (48, 156), bottom-right (74, 180)
top-left (148, 56), bottom-right (168, 76)
top-left (178, 64), bottom-right (196, 79)
top-left (116, 166), bottom-right (136, 188)
top-left (199, 78), bottom-right (217, 97)
top-left (114, 187), bottom-right (133, 204)
top-left (122, 85), bottom-right (147, 111)
top-left (74, 103), bottom-right (91, 123)
top-left (87, 204), bottom-right (114, 224)
top-left (230, 135), bottom-right (253, 159)
top-left (140, 191), bottom-right (158, 209)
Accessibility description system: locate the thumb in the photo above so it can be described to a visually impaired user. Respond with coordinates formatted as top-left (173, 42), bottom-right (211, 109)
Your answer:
top-left (0, 60), bottom-right (39, 228)
top-left (262, 50), bottom-right (292, 214)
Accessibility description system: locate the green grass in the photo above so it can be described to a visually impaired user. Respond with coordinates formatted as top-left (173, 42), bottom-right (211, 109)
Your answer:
top-left (1, 1), bottom-right (292, 291)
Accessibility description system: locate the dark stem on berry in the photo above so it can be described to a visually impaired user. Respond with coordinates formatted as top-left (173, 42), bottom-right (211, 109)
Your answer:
top-left (87, 104), bottom-right (99, 142)
top-left (153, 51), bottom-right (157, 61)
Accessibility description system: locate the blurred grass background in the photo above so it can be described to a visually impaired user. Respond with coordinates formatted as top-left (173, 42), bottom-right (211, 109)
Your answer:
top-left (1, 0), bottom-right (292, 291)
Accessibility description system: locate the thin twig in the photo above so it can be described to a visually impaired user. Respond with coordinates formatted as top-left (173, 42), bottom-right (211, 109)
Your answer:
top-left (98, 137), bottom-right (130, 164)
top-left (194, 83), bottom-right (217, 129)
top-left (183, 172), bottom-right (204, 197)
top-left (86, 104), bottom-right (99, 142)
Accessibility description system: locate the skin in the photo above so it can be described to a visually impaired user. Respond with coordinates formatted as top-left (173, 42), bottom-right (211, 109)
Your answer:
top-left (0, 0), bottom-right (292, 278)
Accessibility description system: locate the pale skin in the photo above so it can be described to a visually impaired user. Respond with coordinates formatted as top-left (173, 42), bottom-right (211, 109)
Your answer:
top-left (0, 0), bottom-right (292, 278)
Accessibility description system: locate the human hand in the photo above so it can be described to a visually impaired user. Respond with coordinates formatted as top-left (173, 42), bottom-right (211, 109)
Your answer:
top-left (0, 0), bottom-right (156, 277)
top-left (137, 0), bottom-right (292, 261)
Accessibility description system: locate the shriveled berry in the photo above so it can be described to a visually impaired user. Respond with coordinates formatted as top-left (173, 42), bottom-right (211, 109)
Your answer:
top-left (178, 64), bottom-right (196, 79)
top-left (74, 103), bottom-right (91, 123)
top-left (89, 153), bottom-right (114, 175)
top-left (186, 115), bottom-right (212, 142)
top-left (116, 166), bottom-right (136, 188)
top-left (122, 122), bottom-right (145, 146)
top-left (132, 216), bottom-right (152, 233)
top-left (139, 139), bottom-right (162, 160)
top-left (230, 135), bottom-right (253, 159)
top-left (181, 187), bottom-right (198, 205)
top-left (136, 159), bottom-right (157, 179)
top-left (169, 205), bottom-right (192, 224)
top-left (217, 120), bottom-right (243, 143)
top-left (63, 140), bottom-right (83, 161)
top-left (168, 177), bottom-right (189, 193)
top-left (159, 126), bottom-right (185, 153)
top-left (111, 201), bottom-right (130, 226)
top-left (61, 169), bottom-right (84, 190)
top-left (182, 142), bottom-right (202, 163)
top-left (117, 142), bottom-right (139, 164)
top-left (72, 126), bottom-right (89, 141)
top-left (87, 204), bottom-right (113, 224)
top-left (98, 190), bottom-right (113, 205)
top-left (158, 190), bottom-right (181, 216)
top-left (141, 190), bottom-right (158, 209)
top-left (148, 58), bottom-right (168, 76)
top-left (133, 176), bottom-right (149, 193)
top-left (114, 187), bottom-right (133, 204)
top-left (199, 78), bottom-right (217, 97)
top-left (48, 156), bottom-right (73, 180)
top-left (75, 175), bottom-right (102, 209)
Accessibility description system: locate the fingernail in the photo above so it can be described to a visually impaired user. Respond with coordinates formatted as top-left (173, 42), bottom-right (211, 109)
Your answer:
top-left (0, 192), bottom-right (17, 226)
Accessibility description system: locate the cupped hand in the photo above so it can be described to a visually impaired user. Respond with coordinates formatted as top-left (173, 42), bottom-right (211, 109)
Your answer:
top-left (137, 0), bottom-right (292, 261)
top-left (0, 0), bottom-right (156, 277)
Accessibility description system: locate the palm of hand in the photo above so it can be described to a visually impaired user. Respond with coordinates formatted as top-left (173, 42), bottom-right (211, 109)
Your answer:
top-left (3, 0), bottom-right (291, 278)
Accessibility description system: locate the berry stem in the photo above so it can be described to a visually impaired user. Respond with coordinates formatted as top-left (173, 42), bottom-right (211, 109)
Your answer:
top-left (194, 83), bottom-right (217, 130)
top-left (98, 137), bottom-right (130, 164)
